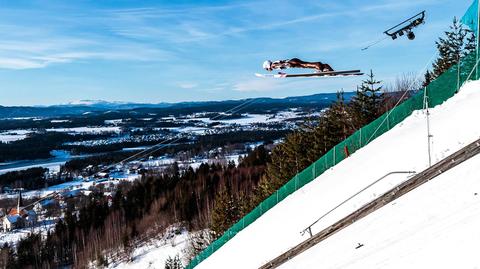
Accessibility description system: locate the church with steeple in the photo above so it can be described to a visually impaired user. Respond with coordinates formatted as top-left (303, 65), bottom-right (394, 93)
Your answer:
top-left (2, 191), bottom-right (37, 231)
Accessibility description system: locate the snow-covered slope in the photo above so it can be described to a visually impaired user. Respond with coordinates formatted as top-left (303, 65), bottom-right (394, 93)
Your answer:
top-left (111, 226), bottom-right (189, 269)
top-left (280, 153), bottom-right (480, 269)
top-left (196, 80), bottom-right (480, 269)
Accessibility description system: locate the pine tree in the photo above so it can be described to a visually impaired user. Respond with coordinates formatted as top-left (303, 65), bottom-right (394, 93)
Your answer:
top-left (165, 254), bottom-right (183, 269)
top-left (432, 17), bottom-right (472, 77)
top-left (307, 90), bottom-right (354, 162)
top-left (349, 70), bottom-right (384, 128)
top-left (210, 189), bottom-right (242, 236)
top-left (264, 130), bottom-right (312, 191)
top-left (463, 29), bottom-right (476, 57)
top-left (325, 91), bottom-right (355, 141)
top-left (247, 174), bottom-right (274, 210)
top-left (423, 70), bottom-right (433, 87)
top-left (462, 29), bottom-right (477, 76)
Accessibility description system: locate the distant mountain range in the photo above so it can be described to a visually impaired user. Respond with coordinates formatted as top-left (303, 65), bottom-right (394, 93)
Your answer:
top-left (0, 92), bottom-right (355, 119)
top-left (58, 99), bottom-right (172, 109)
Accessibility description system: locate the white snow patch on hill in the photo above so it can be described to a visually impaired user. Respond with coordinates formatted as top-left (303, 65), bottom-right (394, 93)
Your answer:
top-left (111, 227), bottom-right (191, 269)
top-left (0, 130), bottom-right (32, 143)
top-left (196, 81), bottom-right (480, 269)
top-left (0, 219), bottom-right (56, 247)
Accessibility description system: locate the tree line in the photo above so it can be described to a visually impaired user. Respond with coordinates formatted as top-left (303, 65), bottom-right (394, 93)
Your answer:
top-left (0, 146), bottom-right (269, 268)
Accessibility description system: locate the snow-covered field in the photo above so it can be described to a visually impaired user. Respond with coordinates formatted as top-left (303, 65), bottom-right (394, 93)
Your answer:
top-left (105, 119), bottom-right (123, 125)
top-left (167, 126), bottom-right (210, 135)
top-left (0, 150), bottom-right (72, 175)
top-left (111, 226), bottom-right (190, 269)
top-left (0, 219), bottom-right (56, 247)
top-left (208, 112), bottom-right (299, 126)
top-left (0, 130), bottom-right (31, 143)
top-left (141, 157), bottom-right (178, 167)
top-left (50, 119), bottom-right (70, 123)
top-left (46, 127), bottom-right (122, 134)
top-left (0, 173), bottom-right (141, 200)
top-left (164, 111), bottom-right (300, 135)
top-left (195, 81), bottom-right (480, 269)
top-left (0, 126), bottom-right (122, 143)
top-left (182, 111), bottom-right (301, 126)
top-left (0, 160), bottom-right (66, 175)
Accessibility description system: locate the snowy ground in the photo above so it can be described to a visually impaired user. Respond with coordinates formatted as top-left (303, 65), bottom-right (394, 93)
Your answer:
top-left (195, 112), bottom-right (300, 126)
top-left (50, 119), bottom-right (70, 123)
top-left (0, 126), bottom-right (122, 143)
top-left (174, 111), bottom-right (302, 131)
top-left (167, 126), bottom-right (210, 135)
top-left (195, 81), bottom-right (480, 268)
top-left (0, 160), bottom-right (67, 175)
top-left (0, 219), bottom-right (56, 247)
top-left (280, 154), bottom-right (480, 269)
top-left (0, 150), bottom-right (73, 175)
top-left (0, 130), bottom-right (31, 143)
top-left (111, 226), bottom-right (190, 269)
top-left (46, 126), bottom-right (122, 134)
top-left (0, 173), bottom-right (141, 200)
top-left (105, 119), bottom-right (123, 125)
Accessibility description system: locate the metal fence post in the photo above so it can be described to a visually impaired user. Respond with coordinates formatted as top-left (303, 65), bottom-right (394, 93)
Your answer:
top-left (333, 147), bottom-right (336, 166)
top-left (360, 128), bottom-right (363, 147)
top-left (477, 0), bottom-right (479, 80)
top-left (387, 112), bottom-right (390, 130)
top-left (457, 56), bottom-right (461, 91)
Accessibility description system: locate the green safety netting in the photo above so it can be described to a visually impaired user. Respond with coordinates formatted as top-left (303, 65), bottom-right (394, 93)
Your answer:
top-left (462, 0), bottom-right (479, 80)
top-left (186, 3), bottom-right (480, 268)
top-left (462, 0), bottom-right (478, 35)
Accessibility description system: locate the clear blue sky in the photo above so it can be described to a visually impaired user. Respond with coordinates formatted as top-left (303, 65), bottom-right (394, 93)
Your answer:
top-left (0, 0), bottom-right (473, 106)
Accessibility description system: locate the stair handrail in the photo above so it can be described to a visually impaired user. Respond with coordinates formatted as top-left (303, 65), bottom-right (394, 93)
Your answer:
top-left (300, 170), bottom-right (416, 237)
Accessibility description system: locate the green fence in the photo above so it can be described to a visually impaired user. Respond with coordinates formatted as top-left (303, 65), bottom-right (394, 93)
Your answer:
top-left (462, 0), bottom-right (478, 39)
top-left (186, 5), bottom-right (479, 269)
top-left (462, 0), bottom-right (479, 80)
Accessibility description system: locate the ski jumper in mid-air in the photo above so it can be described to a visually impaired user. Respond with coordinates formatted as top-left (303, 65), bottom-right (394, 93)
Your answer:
top-left (257, 58), bottom-right (361, 78)
top-left (263, 58), bottom-right (334, 72)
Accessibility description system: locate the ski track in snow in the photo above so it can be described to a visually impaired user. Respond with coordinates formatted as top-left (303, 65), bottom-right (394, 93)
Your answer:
top-left (195, 81), bottom-right (480, 268)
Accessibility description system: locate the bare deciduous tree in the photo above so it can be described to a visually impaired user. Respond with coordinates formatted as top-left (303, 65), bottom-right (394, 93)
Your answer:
top-left (382, 72), bottom-right (422, 113)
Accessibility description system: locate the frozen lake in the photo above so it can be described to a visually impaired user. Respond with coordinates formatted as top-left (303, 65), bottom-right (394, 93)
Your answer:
top-left (0, 150), bottom-right (81, 175)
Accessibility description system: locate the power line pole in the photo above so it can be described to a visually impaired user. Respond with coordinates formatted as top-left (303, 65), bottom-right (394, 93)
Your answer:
top-left (476, 0), bottom-right (479, 79)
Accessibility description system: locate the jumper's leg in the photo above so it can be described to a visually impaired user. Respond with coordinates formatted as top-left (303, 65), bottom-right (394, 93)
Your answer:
top-left (321, 64), bottom-right (334, 72)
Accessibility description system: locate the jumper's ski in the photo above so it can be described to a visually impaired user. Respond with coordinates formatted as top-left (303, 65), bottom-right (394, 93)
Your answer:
top-left (255, 70), bottom-right (363, 78)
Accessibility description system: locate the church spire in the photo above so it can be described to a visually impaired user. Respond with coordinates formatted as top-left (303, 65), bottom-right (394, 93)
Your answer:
top-left (17, 190), bottom-right (22, 213)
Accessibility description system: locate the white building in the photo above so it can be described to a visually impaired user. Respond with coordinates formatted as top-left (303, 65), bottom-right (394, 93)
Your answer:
top-left (2, 192), bottom-right (37, 232)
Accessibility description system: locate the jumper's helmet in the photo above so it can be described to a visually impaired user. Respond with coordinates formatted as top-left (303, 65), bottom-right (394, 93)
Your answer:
top-left (263, 60), bottom-right (272, 71)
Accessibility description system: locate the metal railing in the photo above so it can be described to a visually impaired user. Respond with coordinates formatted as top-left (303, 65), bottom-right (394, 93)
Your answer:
top-left (300, 171), bottom-right (416, 237)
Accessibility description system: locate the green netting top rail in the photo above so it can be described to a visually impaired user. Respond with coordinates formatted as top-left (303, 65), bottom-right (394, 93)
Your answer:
top-left (186, 23), bottom-right (479, 269)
